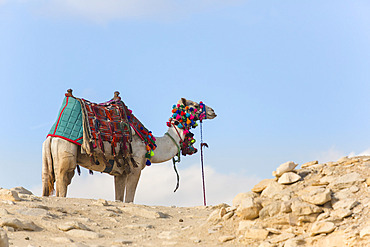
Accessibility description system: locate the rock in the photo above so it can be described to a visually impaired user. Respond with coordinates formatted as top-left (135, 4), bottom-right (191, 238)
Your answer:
top-left (264, 214), bottom-right (290, 226)
top-left (157, 231), bottom-right (179, 240)
top-left (0, 209), bottom-right (8, 216)
top-left (208, 224), bottom-right (223, 234)
top-left (58, 221), bottom-right (90, 231)
top-left (349, 185), bottom-right (360, 193)
top-left (281, 201), bottom-right (292, 213)
top-left (330, 208), bottom-right (352, 220)
top-left (121, 206), bottom-right (168, 219)
top-left (244, 228), bottom-right (269, 240)
top-left (297, 213), bottom-right (320, 225)
top-left (112, 239), bottom-right (133, 245)
top-left (124, 224), bottom-right (154, 229)
top-left (236, 197), bottom-right (262, 220)
top-left (207, 207), bottom-right (226, 223)
top-left (252, 179), bottom-right (275, 193)
top-left (66, 229), bottom-right (103, 239)
top-left (238, 220), bottom-right (255, 233)
top-left (0, 228), bottom-right (9, 247)
top-left (218, 235), bottom-right (235, 243)
top-left (0, 218), bottom-right (39, 231)
top-left (301, 160), bottom-right (318, 168)
top-left (94, 199), bottom-right (109, 206)
top-left (332, 198), bottom-right (359, 210)
top-left (337, 156), bottom-right (350, 163)
top-left (265, 227), bottom-right (281, 234)
top-left (291, 200), bottom-right (323, 216)
top-left (310, 221), bottom-right (336, 236)
top-left (260, 181), bottom-right (287, 199)
top-left (330, 172), bottom-right (365, 190)
top-left (222, 211), bottom-right (234, 220)
top-left (366, 178), bottom-right (370, 186)
top-left (1, 227), bottom-right (13, 233)
top-left (16, 208), bottom-right (50, 217)
top-left (232, 192), bottom-right (258, 207)
top-left (259, 202), bottom-right (281, 219)
top-left (0, 189), bottom-right (21, 202)
top-left (284, 237), bottom-right (306, 247)
top-left (359, 225), bottom-right (370, 238)
top-left (275, 161), bottom-right (298, 177)
top-left (212, 203), bottom-right (230, 209)
top-left (258, 242), bottom-right (276, 247)
top-left (278, 172), bottom-right (301, 185)
top-left (10, 187), bottom-right (33, 195)
top-left (52, 237), bottom-right (73, 243)
top-left (269, 233), bottom-right (295, 244)
top-left (300, 187), bottom-right (331, 205)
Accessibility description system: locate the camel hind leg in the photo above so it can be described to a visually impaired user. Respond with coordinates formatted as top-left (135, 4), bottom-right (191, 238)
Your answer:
top-left (50, 138), bottom-right (78, 197)
top-left (42, 136), bottom-right (54, 196)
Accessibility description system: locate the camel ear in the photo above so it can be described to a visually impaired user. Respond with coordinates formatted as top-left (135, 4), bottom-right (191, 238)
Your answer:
top-left (181, 98), bottom-right (187, 106)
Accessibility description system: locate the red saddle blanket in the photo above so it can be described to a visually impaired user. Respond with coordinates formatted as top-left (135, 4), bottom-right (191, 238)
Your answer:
top-left (80, 97), bottom-right (156, 159)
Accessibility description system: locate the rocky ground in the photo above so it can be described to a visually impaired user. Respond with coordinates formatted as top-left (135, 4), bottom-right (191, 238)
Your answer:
top-left (0, 156), bottom-right (369, 247)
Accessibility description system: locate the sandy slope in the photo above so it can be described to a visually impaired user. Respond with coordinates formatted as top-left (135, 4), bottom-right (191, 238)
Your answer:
top-left (0, 194), bottom-right (238, 247)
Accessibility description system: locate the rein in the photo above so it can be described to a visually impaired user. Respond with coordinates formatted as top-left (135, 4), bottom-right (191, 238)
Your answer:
top-left (165, 131), bottom-right (181, 192)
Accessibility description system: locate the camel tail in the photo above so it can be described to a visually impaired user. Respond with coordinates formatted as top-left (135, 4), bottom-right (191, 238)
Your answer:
top-left (42, 136), bottom-right (55, 196)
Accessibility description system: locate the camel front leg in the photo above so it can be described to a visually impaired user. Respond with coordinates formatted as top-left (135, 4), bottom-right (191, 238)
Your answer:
top-left (125, 168), bottom-right (141, 203)
top-left (114, 173), bottom-right (128, 202)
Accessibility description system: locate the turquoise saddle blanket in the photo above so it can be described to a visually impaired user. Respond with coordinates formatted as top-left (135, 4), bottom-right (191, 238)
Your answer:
top-left (47, 96), bottom-right (83, 145)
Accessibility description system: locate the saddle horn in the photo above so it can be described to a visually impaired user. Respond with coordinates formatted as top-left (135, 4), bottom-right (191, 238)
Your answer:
top-left (113, 91), bottom-right (121, 100)
top-left (66, 89), bottom-right (73, 97)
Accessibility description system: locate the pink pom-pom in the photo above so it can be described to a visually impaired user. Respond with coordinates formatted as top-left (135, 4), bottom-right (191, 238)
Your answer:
top-left (183, 129), bottom-right (189, 135)
top-left (193, 108), bottom-right (197, 112)
top-left (190, 115), bottom-right (194, 120)
top-left (176, 115), bottom-right (181, 120)
top-left (177, 104), bottom-right (180, 108)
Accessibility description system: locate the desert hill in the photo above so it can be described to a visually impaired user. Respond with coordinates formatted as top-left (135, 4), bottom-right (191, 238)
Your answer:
top-left (0, 156), bottom-right (369, 247)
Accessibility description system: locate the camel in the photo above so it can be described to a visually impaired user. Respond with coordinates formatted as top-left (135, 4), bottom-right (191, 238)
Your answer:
top-left (42, 95), bottom-right (216, 203)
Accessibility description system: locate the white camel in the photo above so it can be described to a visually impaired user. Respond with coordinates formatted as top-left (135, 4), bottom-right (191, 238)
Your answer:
top-left (42, 97), bottom-right (216, 203)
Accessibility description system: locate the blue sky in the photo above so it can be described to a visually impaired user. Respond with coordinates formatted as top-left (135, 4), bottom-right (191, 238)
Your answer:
top-left (1, 1), bottom-right (369, 206)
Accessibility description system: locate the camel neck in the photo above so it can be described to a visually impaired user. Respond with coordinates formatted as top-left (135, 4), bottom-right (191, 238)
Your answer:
top-left (149, 126), bottom-right (184, 164)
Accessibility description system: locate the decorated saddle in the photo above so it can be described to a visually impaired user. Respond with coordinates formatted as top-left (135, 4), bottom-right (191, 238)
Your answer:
top-left (48, 90), bottom-right (156, 175)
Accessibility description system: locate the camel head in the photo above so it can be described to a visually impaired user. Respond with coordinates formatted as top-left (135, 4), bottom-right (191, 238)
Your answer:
top-left (177, 98), bottom-right (217, 120)
top-left (165, 98), bottom-right (216, 156)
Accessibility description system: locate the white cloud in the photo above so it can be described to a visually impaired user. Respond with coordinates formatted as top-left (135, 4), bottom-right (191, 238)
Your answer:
top-left (317, 146), bottom-right (347, 163)
top-left (31, 162), bottom-right (260, 207)
top-left (317, 146), bottom-right (370, 164)
top-left (36, 0), bottom-right (244, 23)
top-left (348, 147), bottom-right (370, 157)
